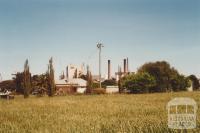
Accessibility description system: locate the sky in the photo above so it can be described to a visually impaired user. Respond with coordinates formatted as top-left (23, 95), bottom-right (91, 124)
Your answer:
top-left (0, 0), bottom-right (200, 80)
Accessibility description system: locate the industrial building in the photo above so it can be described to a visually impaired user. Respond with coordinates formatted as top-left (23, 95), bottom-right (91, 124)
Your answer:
top-left (55, 64), bottom-right (87, 95)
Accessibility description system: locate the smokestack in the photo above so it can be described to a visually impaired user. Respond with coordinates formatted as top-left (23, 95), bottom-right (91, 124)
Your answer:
top-left (127, 58), bottom-right (129, 73)
top-left (108, 60), bottom-right (111, 79)
top-left (66, 66), bottom-right (68, 79)
top-left (124, 59), bottom-right (127, 73)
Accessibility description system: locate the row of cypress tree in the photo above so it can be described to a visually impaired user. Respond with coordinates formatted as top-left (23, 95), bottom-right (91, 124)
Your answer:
top-left (22, 57), bottom-right (55, 98)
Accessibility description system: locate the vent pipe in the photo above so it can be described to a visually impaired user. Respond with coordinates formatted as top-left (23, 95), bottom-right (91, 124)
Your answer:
top-left (124, 59), bottom-right (127, 73)
top-left (66, 66), bottom-right (68, 79)
top-left (108, 60), bottom-right (111, 79)
top-left (127, 58), bottom-right (129, 73)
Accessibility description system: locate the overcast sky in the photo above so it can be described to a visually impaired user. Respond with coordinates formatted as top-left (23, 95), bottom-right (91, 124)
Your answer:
top-left (0, 0), bottom-right (200, 80)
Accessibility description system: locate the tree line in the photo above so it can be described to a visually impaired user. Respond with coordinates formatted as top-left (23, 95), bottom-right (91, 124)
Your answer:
top-left (0, 58), bottom-right (56, 98)
top-left (0, 60), bottom-right (199, 95)
top-left (120, 61), bottom-right (199, 93)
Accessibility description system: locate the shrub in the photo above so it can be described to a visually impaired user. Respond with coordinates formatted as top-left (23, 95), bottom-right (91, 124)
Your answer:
top-left (121, 72), bottom-right (156, 93)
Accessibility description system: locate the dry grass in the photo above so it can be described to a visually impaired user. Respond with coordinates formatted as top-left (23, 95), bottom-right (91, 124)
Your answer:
top-left (0, 92), bottom-right (199, 133)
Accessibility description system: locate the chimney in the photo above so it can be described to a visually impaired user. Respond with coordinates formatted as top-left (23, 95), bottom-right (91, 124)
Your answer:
top-left (108, 60), bottom-right (111, 79)
top-left (127, 58), bottom-right (129, 73)
top-left (66, 66), bottom-right (68, 79)
top-left (124, 59), bottom-right (127, 73)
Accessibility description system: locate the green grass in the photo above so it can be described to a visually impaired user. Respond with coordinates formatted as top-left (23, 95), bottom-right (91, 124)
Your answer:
top-left (0, 92), bottom-right (200, 133)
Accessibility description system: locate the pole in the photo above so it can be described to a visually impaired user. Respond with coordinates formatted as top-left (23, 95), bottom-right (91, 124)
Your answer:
top-left (97, 43), bottom-right (103, 88)
top-left (99, 46), bottom-right (101, 88)
top-left (108, 60), bottom-right (111, 80)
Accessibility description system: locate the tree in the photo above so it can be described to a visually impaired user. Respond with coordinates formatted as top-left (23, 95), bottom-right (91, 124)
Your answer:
top-left (85, 65), bottom-right (93, 93)
top-left (118, 67), bottom-right (123, 93)
top-left (33, 74), bottom-right (48, 88)
top-left (47, 57), bottom-right (56, 97)
top-left (138, 61), bottom-right (188, 92)
top-left (170, 74), bottom-right (190, 92)
top-left (13, 72), bottom-right (24, 94)
top-left (23, 59), bottom-right (31, 98)
top-left (31, 74), bottom-right (48, 96)
top-left (121, 72), bottom-right (156, 93)
top-left (188, 75), bottom-right (200, 90)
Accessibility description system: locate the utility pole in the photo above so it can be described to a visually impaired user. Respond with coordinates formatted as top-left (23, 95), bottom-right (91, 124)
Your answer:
top-left (97, 43), bottom-right (104, 88)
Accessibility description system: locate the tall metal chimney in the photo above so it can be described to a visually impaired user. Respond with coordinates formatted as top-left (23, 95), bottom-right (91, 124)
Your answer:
top-left (127, 58), bottom-right (129, 73)
top-left (108, 60), bottom-right (111, 79)
top-left (124, 59), bottom-right (127, 73)
top-left (66, 66), bottom-right (68, 79)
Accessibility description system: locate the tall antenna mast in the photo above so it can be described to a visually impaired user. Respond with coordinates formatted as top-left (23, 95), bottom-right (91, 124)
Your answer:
top-left (97, 43), bottom-right (104, 88)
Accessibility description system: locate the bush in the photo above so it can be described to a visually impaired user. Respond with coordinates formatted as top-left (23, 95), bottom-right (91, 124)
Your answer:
top-left (91, 82), bottom-right (100, 89)
top-left (121, 72), bottom-right (156, 93)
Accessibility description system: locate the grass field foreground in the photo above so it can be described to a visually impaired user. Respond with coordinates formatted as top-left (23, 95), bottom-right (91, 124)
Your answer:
top-left (0, 92), bottom-right (200, 133)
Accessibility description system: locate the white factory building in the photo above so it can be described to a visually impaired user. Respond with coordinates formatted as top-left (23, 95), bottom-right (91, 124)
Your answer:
top-left (66, 64), bottom-right (85, 79)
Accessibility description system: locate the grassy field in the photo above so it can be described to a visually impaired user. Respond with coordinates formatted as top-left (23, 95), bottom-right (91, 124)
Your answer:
top-left (0, 92), bottom-right (199, 133)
